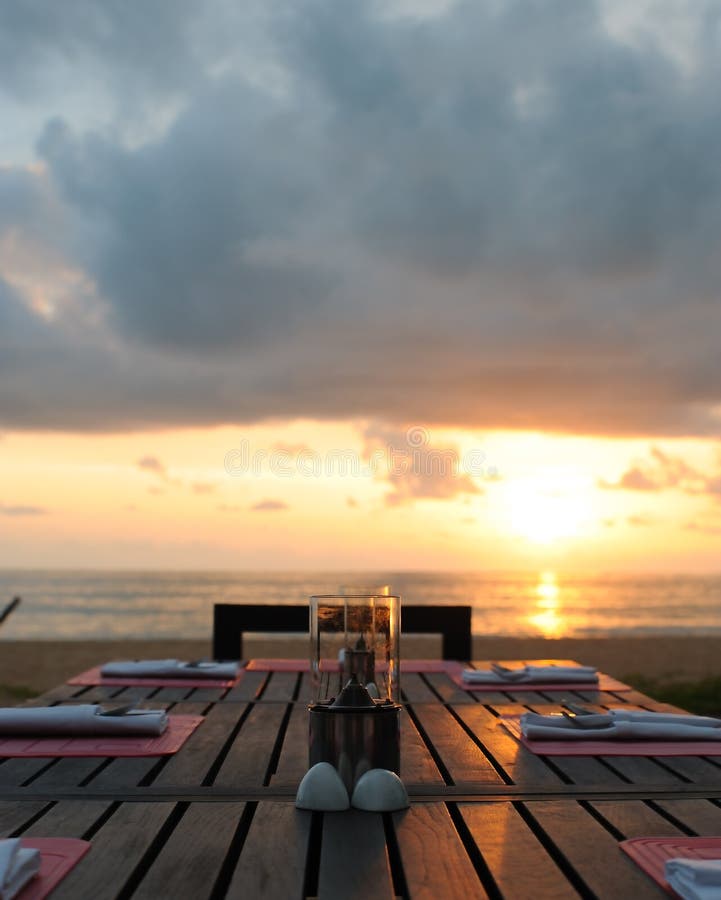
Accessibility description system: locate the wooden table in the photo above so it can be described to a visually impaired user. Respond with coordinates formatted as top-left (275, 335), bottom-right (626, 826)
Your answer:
top-left (2, 661), bottom-right (721, 898)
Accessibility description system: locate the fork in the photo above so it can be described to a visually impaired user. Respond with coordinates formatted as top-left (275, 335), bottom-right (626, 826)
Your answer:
top-left (99, 704), bottom-right (134, 717)
top-left (566, 702), bottom-right (595, 716)
top-left (561, 710), bottom-right (614, 729)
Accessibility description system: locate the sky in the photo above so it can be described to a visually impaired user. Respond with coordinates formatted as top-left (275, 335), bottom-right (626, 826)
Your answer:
top-left (1, 0), bottom-right (720, 571)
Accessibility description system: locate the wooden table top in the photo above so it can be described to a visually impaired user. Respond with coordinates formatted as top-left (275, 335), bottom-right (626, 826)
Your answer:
top-left (2, 660), bottom-right (720, 898)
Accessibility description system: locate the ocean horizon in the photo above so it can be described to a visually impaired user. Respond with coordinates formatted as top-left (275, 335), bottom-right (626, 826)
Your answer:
top-left (1, 569), bottom-right (720, 642)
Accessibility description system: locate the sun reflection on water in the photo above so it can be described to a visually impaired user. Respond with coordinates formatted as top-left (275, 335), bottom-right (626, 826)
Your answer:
top-left (528, 571), bottom-right (565, 637)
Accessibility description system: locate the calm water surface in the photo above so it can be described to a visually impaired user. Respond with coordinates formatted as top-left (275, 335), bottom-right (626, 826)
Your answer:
top-left (1, 570), bottom-right (720, 640)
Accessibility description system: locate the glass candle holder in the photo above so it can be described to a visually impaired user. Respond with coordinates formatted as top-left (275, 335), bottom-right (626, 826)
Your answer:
top-left (310, 593), bottom-right (400, 702)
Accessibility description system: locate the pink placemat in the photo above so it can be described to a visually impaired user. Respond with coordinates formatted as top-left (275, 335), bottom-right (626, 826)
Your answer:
top-left (446, 661), bottom-right (631, 693)
top-left (68, 665), bottom-right (243, 688)
top-left (16, 838), bottom-right (91, 900)
top-left (247, 659), bottom-right (452, 673)
top-left (501, 716), bottom-right (721, 757)
top-left (247, 659), bottom-right (311, 672)
top-left (620, 836), bottom-right (721, 893)
top-left (0, 714), bottom-right (203, 758)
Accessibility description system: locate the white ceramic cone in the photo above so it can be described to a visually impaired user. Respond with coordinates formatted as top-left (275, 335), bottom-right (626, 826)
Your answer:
top-left (351, 769), bottom-right (409, 812)
top-left (295, 762), bottom-right (350, 811)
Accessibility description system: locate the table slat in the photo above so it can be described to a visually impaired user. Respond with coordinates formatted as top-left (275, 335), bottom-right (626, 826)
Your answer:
top-left (401, 674), bottom-right (439, 704)
top-left (272, 703), bottom-right (310, 789)
top-left (409, 705), bottom-right (504, 786)
top-left (0, 800), bottom-right (52, 834)
top-left (590, 799), bottom-right (686, 837)
top-left (0, 758), bottom-right (54, 788)
top-left (20, 798), bottom-right (113, 837)
top-left (47, 801), bottom-right (176, 900)
top-left (226, 802), bottom-right (311, 899)
top-left (524, 800), bottom-right (666, 899)
top-left (262, 672), bottom-right (299, 703)
top-left (318, 809), bottom-right (395, 899)
top-left (654, 798), bottom-right (721, 833)
top-left (225, 672), bottom-right (268, 702)
top-left (394, 803), bottom-right (488, 899)
top-left (154, 704), bottom-right (246, 788)
top-left (453, 705), bottom-right (563, 787)
top-left (459, 800), bottom-right (578, 899)
top-left (132, 801), bottom-right (243, 900)
top-left (401, 708), bottom-right (445, 785)
top-left (422, 673), bottom-right (475, 704)
top-left (214, 703), bottom-right (288, 788)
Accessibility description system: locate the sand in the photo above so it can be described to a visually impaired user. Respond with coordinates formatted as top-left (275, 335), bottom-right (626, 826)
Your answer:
top-left (1, 635), bottom-right (720, 704)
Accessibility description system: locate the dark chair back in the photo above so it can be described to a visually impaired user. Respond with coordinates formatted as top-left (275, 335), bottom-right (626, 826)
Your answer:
top-left (0, 596), bottom-right (20, 626)
top-left (212, 602), bottom-right (472, 660)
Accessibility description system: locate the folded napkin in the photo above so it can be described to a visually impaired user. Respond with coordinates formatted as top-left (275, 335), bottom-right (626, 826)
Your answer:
top-left (0, 705), bottom-right (168, 737)
top-left (665, 858), bottom-right (721, 900)
top-left (0, 839), bottom-right (41, 900)
top-left (100, 659), bottom-right (239, 680)
top-left (521, 709), bottom-right (721, 741)
top-left (462, 665), bottom-right (598, 684)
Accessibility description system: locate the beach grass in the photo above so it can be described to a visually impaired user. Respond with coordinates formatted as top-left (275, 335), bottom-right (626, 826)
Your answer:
top-left (624, 674), bottom-right (721, 717)
top-left (0, 684), bottom-right (36, 705)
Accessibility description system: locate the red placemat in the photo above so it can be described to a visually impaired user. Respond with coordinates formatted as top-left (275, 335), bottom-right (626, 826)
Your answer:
top-left (247, 659), bottom-right (312, 671)
top-left (247, 659), bottom-right (452, 673)
top-left (446, 661), bottom-right (631, 693)
top-left (0, 714), bottom-right (203, 758)
top-left (15, 838), bottom-right (91, 900)
top-left (620, 836), bottom-right (721, 893)
top-left (501, 716), bottom-right (721, 757)
top-left (68, 665), bottom-right (243, 688)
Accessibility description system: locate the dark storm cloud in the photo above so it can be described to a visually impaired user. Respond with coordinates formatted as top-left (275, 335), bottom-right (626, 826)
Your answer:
top-left (36, 86), bottom-right (332, 351)
top-left (0, 0), bottom-right (200, 97)
top-left (2, 0), bottom-right (721, 434)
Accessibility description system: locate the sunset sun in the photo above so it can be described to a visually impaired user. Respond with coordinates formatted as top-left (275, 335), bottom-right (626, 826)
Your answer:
top-left (504, 478), bottom-right (592, 545)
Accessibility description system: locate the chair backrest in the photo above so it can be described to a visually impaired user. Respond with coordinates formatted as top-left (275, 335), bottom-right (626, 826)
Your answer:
top-left (212, 603), bottom-right (472, 661)
top-left (0, 596), bottom-right (20, 626)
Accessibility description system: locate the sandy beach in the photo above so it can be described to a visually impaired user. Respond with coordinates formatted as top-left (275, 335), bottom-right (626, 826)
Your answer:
top-left (2, 635), bottom-right (720, 704)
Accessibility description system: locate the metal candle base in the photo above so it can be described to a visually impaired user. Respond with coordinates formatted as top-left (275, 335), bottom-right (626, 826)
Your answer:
top-left (309, 702), bottom-right (401, 795)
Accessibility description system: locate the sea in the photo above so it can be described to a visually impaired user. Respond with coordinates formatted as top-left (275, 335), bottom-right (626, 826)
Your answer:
top-left (0, 570), bottom-right (720, 641)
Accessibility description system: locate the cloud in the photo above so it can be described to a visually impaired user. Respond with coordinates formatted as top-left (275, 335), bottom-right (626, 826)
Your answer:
top-left (604, 467), bottom-right (662, 491)
top-left (364, 423), bottom-right (482, 506)
top-left (626, 514), bottom-right (653, 527)
top-left (0, 503), bottom-right (47, 516)
top-left (600, 446), bottom-right (721, 497)
top-left (136, 456), bottom-right (167, 479)
top-left (250, 499), bottom-right (288, 511)
top-left (2, 1), bottom-right (721, 435)
top-left (192, 482), bottom-right (215, 495)
top-left (684, 521), bottom-right (721, 536)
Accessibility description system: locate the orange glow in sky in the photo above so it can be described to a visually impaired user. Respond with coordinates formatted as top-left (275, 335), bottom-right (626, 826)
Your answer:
top-left (1, 422), bottom-right (720, 571)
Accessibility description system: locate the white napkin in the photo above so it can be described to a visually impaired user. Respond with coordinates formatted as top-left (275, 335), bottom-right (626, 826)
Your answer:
top-left (0, 705), bottom-right (168, 737)
top-left (462, 665), bottom-right (598, 684)
top-left (665, 858), bottom-right (721, 900)
top-left (100, 659), bottom-right (239, 680)
top-left (521, 709), bottom-right (721, 741)
top-left (0, 839), bottom-right (41, 900)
